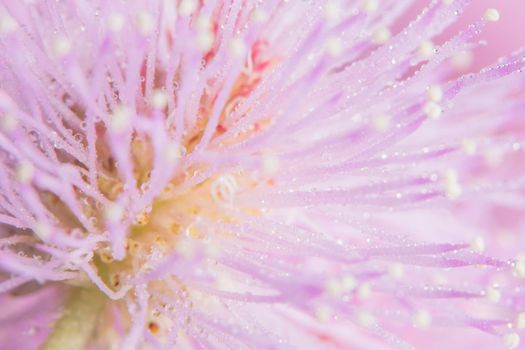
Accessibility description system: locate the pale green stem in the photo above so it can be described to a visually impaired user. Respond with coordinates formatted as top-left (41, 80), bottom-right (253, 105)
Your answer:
top-left (40, 287), bottom-right (106, 350)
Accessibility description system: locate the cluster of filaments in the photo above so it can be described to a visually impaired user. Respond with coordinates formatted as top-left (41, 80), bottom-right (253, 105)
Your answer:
top-left (0, 0), bottom-right (524, 348)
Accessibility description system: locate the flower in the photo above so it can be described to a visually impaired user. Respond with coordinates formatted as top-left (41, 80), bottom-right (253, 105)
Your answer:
top-left (0, 1), bottom-right (524, 349)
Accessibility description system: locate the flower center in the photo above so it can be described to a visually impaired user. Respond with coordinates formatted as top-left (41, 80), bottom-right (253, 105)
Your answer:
top-left (80, 37), bottom-right (278, 300)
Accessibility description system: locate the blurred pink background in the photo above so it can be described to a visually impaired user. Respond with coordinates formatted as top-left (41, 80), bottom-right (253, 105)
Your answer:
top-left (452, 0), bottom-right (525, 68)
top-left (406, 0), bottom-right (525, 69)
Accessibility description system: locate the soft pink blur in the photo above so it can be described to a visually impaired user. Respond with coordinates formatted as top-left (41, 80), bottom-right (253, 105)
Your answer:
top-left (405, 0), bottom-right (525, 69)
top-left (454, 0), bottom-right (525, 68)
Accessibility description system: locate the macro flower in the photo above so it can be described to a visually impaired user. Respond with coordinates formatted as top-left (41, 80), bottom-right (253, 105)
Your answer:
top-left (0, 0), bottom-right (525, 349)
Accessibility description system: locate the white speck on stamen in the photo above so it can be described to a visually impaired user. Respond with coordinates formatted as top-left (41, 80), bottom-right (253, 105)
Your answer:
top-left (461, 139), bottom-right (477, 155)
top-left (150, 89), bottom-right (168, 109)
top-left (443, 169), bottom-right (462, 200)
top-left (315, 306), bottom-right (332, 322)
top-left (484, 8), bottom-right (500, 22)
top-left (470, 236), bottom-right (485, 253)
top-left (135, 12), bottom-right (154, 35)
top-left (229, 37), bottom-right (246, 57)
top-left (357, 283), bottom-right (371, 300)
top-left (516, 313), bottom-right (525, 329)
top-left (325, 36), bottom-right (343, 57)
top-left (485, 285), bottom-right (501, 303)
top-left (427, 85), bottom-right (443, 102)
top-left (372, 27), bottom-right (391, 45)
top-left (356, 311), bottom-right (375, 327)
top-left (361, 0), bottom-right (378, 14)
top-left (326, 275), bottom-right (357, 296)
top-left (251, 8), bottom-right (268, 23)
top-left (341, 275), bottom-right (357, 292)
top-left (16, 160), bottom-right (34, 184)
top-left (262, 154), bottom-right (280, 176)
top-left (325, 278), bottom-right (343, 296)
top-left (204, 242), bottom-right (221, 259)
top-left (105, 203), bottom-right (124, 223)
top-left (324, 1), bottom-right (341, 23)
top-left (109, 105), bottom-right (131, 133)
top-left (451, 50), bottom-right (473, 70)
top-left (484, 148), bottom-right (503, 167)
top-left (33, 222), bottom-right (51, 240)
top-left (424, 101), bottom-right (442, 119)
top-left (503, 333), bottom-right (520, 349)
top-left (197, 31), bottom-right (214, 52)
top-left (413, 309), bottom-right (432, 328)
top-left (195, 15), bottom-right (211, 32)
top-left (388, 263), bottom-right (404, 279)
top-left (179, 0), bottom-right (197, 17)
top-left (0, 15), bottom-right (18, 35)
top-left (165, 142), bottom-right (183, 161)
top-left (432, 274), bottom-right (447, 285)
top-left (51, 36), bottom-right (72, 57)
top-left (513, 255), bottom-right (525, 278)
top-left (419, 41), bottom-right (435, 59)
top-left (1, 113), bottom-right (18, 131)
top-left (196, 16), bottom-right (215, 52)
top-left (108, 13), bottom-right (126, 32)
top-left (372, 114), bottom-right (390, 132)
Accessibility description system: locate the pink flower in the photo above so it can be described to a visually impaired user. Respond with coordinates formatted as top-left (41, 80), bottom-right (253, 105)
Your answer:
top-left (0, 1), bottom-right (524, 349)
